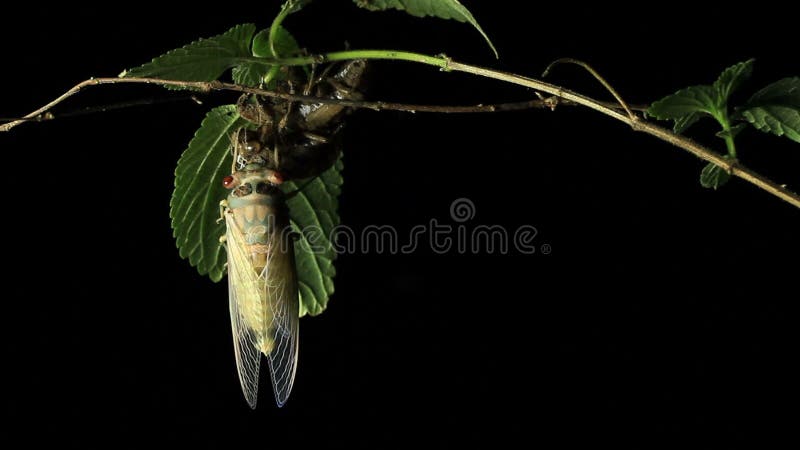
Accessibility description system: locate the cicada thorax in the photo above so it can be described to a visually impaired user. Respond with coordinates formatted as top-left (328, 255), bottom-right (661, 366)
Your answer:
top-left (225, 168), bottom-right (290, 272)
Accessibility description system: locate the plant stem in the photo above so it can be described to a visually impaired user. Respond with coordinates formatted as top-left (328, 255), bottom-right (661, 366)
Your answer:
top-left (246, 50), bottom-right (450, 69)
top-left (719, 112), bottom-right (738, 159)
top-left (263, 0), bottom-right (296, 85)
top-left (269, 2), bottom-right (292, 57)
top-left (723, 130), bottom-right (737, 159)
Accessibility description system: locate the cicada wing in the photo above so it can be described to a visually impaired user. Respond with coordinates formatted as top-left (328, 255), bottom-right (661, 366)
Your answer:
top-left (263, 225), bottom-right (300, 407)
top-left (225, 212), bottom-right (264, 409)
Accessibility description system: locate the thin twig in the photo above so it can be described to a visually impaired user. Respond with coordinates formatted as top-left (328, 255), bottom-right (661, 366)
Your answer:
top-left (1, 65), bottom-right (798, 209)
top-left (543, 58), bottom-right (636, 121)
top-left (0, 96), bottom-right (202, 124)
top-left (0, 77), bottom-right (641, 129)
top-left (0, 112), bottom-right (54, 123)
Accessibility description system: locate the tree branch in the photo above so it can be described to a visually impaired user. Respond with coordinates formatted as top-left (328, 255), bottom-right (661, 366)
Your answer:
top-left (1, 57), bottom-right (798, 209)
top-left (0, 77), bottom-right (645, 127)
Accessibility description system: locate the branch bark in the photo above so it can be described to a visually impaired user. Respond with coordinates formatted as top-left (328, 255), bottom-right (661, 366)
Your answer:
top-left (1, 62), bottom-right (798, 209)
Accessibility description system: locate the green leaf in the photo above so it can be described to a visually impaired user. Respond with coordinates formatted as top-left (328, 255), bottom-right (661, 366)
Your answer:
top-left (171, 105), bottom-right (246, 282)
top-left (353, 0), bottom-right (498, 58)
top-left (253, 26), bottom-right (300, 58)
top-left (232, 26), bottom-right (301, 87)
top-left (282, 158), bottom-right (343, 316)
top-left (739, 77), bottom-right (800, 144)
top-left (231, 63), bottom-right (267, 88)
top-left (268, 1), bottom-right (311, 55)
top-left (648, 85), bottom-right (718, 120)
top-left (122, 24), bottom-right (256, 82)
top-left (673, 111), bottom-right (702, 134)
top-left (650, 60), bottom-right (757, 133)
top-left (700, 155), bottom-right (733, 190)
top-left (713, 59), bottom-right (754, 104)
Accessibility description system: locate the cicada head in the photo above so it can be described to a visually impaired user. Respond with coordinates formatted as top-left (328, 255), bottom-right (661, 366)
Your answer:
top-left (225, 168), bottom-right (285, 201)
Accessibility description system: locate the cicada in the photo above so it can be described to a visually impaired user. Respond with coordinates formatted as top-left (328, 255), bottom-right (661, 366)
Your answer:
top-left (221, 160), bottom-right (297, 408)
top-left (221, 60), bottom-right (366, 408)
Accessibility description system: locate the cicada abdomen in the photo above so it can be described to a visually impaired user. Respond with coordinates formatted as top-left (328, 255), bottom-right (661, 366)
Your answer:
top-left (222, 166), bottom-right (298, 408)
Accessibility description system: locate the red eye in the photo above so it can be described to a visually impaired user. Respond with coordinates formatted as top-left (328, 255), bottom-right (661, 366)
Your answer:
top-left (222, 175), bottom-right (235, 188)
top-left (270, 172), bottom-right (285, 185)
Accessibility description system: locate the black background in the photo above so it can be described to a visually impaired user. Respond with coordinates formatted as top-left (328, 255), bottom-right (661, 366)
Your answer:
top-left (1, 2), bottom-right (798, 446)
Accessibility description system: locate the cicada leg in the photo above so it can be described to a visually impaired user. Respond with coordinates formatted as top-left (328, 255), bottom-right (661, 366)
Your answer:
top-left (218, 200), bottom-right (230, 256)
top-left (217, 199), bottom-right (229, 224)
top-left (302, 131), bottom-right (329, 144)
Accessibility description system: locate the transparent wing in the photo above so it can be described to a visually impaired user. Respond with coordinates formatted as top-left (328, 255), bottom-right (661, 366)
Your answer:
top-left (225, 212), bottom-right (264, 409)
top-left (263, 226), bottom-right (300, 407)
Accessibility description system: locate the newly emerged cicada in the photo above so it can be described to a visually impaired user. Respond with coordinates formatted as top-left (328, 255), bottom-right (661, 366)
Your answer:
top-left (222, 60), bottom-right (366, 407)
